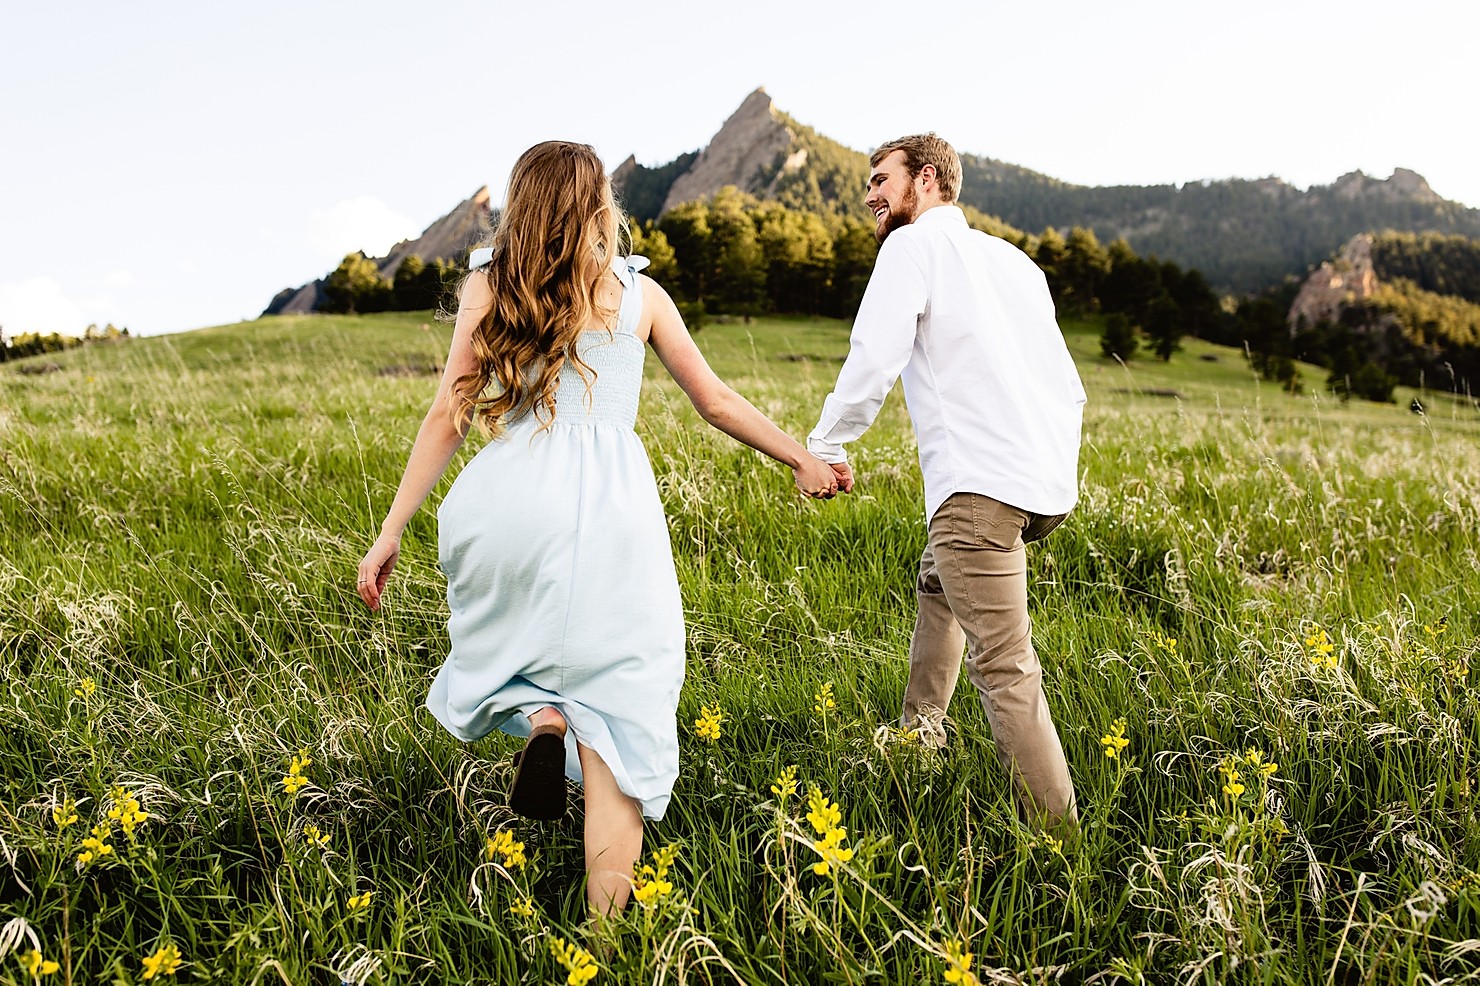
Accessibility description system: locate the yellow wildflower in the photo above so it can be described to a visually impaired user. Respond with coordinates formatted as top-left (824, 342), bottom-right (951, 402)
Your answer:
top-left (805, 786), bottom-right (842, 834)
top-left (652, 843), bottom-right (680, 872)
top-left (140, 943), bottom-right (181, 980)
top-left (770, 764), bottom-right (798, 800)
top-left (1423, 616), bottom-right (1448, 639)
top-left (509, 896), bottom-right (536, 919)
top-left (73, 677), bottom-right (97, 699)
top-left (804, 787), bottom-right (853, 875)
top-left (631, 844), bottom-right (680, 906)
top-left (1100, 717), bottom-right (1130, 759)
top-left (486, 828), bottom-right (526, 870)
top-left (78, 822), bottom-right (114, 866)
top-left (813, 682), bottom-right (835, 716)
top-left (549, 936), bottom-right (600, 986)
top-left (1244, 748), bottom-right (1278, 777)
top-left (346, 890), bottom-right (373, 912)
top-left (942, 939), bottom-right (981, 986)
top-left (1218, 758), bottom-right (1246, 799)
top-left (20, 949), bottom-right (60, 979)
top-left (52, 797), bottom-right (79, 830)
top-left (693, 704), bottom-right (725, 743)
top-left (303, 823), bottom-right (330, 849)
top-left (107, 785), bottom-right (149, 839)
top-left (1304, 626), bottom-right (1337, 670)
top-left (282, 748), bottom-right (312, 796)
top-left (1150, 629), bottom-right (1177, 657)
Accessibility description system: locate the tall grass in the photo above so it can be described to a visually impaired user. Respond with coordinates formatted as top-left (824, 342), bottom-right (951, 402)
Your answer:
top-left (1, 313), bottom-right (1477, 985)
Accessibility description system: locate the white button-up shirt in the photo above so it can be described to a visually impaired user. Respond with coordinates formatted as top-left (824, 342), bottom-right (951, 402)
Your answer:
top-left (807, 205), bottom-right (1087, 521)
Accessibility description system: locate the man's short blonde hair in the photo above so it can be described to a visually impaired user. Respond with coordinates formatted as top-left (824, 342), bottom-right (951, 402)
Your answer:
top-left (870, 133), bottom-right (962, 203)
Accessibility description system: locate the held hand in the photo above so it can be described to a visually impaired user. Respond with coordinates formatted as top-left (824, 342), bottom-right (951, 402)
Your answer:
top-left (356, 534), bottom-right (401, 611)
top-left (793, 453), bottom-right (843, 500)
top-left (829, 461), bottom-right (855, 494)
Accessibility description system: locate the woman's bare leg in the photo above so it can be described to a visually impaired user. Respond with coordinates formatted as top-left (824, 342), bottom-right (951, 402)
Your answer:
top-left (576, 741), bottom-right (643, 916)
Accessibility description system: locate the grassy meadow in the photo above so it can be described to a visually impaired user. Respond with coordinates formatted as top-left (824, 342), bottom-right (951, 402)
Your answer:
top-left (1, 311), bottom-right (1478, 985)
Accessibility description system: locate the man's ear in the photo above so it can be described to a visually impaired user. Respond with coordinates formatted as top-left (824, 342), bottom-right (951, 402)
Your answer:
top-left (919, 164), bottom-right (936, 188)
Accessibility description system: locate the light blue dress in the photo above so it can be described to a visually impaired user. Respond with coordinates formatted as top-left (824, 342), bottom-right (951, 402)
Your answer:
top-left (427, 255), bottom-right (684, 820)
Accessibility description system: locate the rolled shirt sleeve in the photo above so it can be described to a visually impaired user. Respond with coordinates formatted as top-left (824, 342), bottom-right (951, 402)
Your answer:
top-left (807, 235), bottom-right (928, 462)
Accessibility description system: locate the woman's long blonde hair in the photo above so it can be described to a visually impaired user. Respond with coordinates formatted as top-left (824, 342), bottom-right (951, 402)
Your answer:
top-left (451, 141), bottom-right (627, 437)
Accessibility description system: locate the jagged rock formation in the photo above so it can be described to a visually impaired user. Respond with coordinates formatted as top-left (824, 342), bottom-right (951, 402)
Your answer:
top-left (263, 187), bottom-right (491, 316)
top-left (379, 186), bottom-right (492, 278)
top-left (658, 88), bottom-right (794, 214)
top-left (1288, 234), bottom-right (1378, 328)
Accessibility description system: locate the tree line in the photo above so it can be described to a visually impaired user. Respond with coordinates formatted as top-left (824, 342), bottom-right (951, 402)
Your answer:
top-left (1, 323), bottom-right (130, 363)
top-left (316, 186), bottom-right (1222, 365)
top-left (1238, 232), bottom-right (1480, 403)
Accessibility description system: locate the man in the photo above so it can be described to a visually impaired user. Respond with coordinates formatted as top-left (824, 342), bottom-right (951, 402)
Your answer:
top-left (807, 133), bottom-right (1085, 832)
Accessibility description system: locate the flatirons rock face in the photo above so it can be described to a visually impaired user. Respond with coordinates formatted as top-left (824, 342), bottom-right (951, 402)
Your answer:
top-left (379, 186), bottom-right (492, 277)
top-left (1288, 233), bottom-right (1378, 329)
top-left (658, 88), bottom-right (793, 213)
top-left (262, 187), bottom-right (492, 316)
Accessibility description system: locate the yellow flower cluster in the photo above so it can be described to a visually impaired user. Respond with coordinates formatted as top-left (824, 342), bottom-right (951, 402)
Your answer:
top-left (282, 748), bottom-right (312, 796)
top-left (693, 704), bottom-right (725, 743)
top-left (813, 682), bottom-right (835, 716)
top-left (1304, 626), bottom-right (1337, 670)
top-left (303, 823), bottom-right (330, 849)
top-left (1423, 616), bottom-right (1448, 639)
top-left (548, 935), bottom-right (600, 986)
top-left (140, 943), bottom-right (181, 981)
top-left (942, 939), bottom-right (981, 986)
top-left (486, 828), bottom-right (526, 870)
top-left (632, 843), bottom-right (679, 906)
top-left (346, 890), bottom-right (374, 912)
top-left (508, 895), bottom-right (536, 919)
top-left (1100, 717), bottom-right (1130, 759)
top-left (107, 785), bottom-right (149, 839)
top-left (73, 677), bottom-right (97, 700)
top-left (805, 786), bottom-right (854, 876)
top-left (1217, 757), bottom-right (1246, 799)
top-left (20, 949), bottom-right (60, 980)
top-left (770, 764), bottom-right (798, 800)
top-left (1242, 747), bottom-right (1279, 778)
top-left (52, 797), bottom-right (79, 830)
top-left (1150, 629), bottom-right (1177, 657)
top-left (1217, 748), bottom-right (1277, 802)
top-left (78, 821), bottom-right (115, 866)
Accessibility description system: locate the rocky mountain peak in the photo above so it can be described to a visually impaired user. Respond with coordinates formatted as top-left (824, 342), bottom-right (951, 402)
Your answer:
top-left (659, 87), bottom-right (792, 214)
top-left (1327, 169), bottom-right (1440, 204)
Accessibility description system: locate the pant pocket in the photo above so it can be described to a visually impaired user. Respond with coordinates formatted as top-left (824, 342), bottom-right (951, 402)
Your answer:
top-left (968, 494), bottom-right (1029, 550)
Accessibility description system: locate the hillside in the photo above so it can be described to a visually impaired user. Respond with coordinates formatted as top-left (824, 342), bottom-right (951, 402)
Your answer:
top-left (614, 90), bottom-right (1480, 294)
top-left (264, 89), bottom-right (1480, 314)
top-left (1289, 231), bottom-right (1480, 388)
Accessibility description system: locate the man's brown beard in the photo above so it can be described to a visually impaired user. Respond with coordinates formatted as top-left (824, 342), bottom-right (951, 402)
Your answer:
top-left (875, 181), bottom-right (919, 243)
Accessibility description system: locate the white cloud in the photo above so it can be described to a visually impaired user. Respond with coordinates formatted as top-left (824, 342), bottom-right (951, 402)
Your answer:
top-left (102, 269), bottom-right (136, 288)
top-left (0, 277), bottom-right (119, 336)
top-left (304, 196), bottom-right (423, 267)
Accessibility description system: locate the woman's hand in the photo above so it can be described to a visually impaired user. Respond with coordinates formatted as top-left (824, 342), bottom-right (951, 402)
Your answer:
top-left (357, 534), bottom-right (401, 611)
top-left (793, 453), bottom-right (844, 500)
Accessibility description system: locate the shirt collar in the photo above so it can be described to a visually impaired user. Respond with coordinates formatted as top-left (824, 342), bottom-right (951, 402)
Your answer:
top-left (912, 204), bottom-right (967, 228)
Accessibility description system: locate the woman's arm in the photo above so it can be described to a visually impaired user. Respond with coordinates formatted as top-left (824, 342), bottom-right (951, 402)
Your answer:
top-left (642, 276), bottom-right (841, 498)
top-left (356, 276), bottom-right (490, 610)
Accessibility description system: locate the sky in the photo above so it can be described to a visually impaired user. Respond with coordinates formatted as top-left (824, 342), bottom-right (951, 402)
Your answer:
top-left (2, 0), bottom-right (1476, 338)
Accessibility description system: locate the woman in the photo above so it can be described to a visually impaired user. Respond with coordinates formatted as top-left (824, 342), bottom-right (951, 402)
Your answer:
top-left (355, 140), bottom-right (839, 916)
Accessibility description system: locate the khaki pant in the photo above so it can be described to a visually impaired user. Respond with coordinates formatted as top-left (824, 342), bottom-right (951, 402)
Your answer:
top-left (903, 492), bottom-right (1078, 832)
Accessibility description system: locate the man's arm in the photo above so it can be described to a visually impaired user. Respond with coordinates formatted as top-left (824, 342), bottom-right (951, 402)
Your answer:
top-left (807, 235), bottom-right (928, 464)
